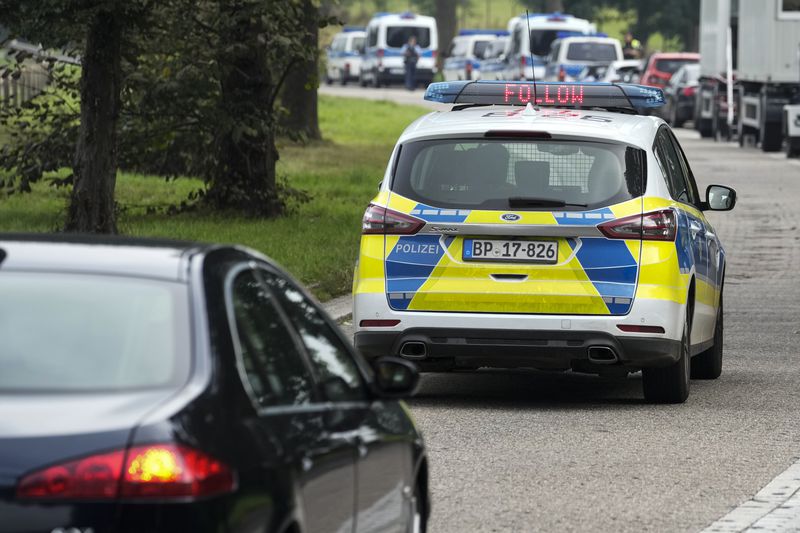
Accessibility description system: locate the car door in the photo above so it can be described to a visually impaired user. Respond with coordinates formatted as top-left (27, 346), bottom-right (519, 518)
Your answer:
top-left (228, 265), bottom-right (358, 533)
top-left (262, 269), bottom-right (415, 533)
top-left (669, 130), bottom-right (723, 328)
top-left (654, 128), bottom-right (715, 343)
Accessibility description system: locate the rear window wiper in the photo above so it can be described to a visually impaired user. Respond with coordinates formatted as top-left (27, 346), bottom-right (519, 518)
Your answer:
top-left (508, 197), bottom-right (588, 208)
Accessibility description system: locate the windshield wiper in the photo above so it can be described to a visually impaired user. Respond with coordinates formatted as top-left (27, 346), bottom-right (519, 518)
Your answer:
top-left (508, 197), bottom-right (588, 208)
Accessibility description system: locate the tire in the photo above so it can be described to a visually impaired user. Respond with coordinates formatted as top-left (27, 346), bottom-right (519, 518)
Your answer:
top-left (359, 72), bottom-right (367, 87)
top-left (642, 311), bottom-right (690, 404)
top-left (691, 293), bottom-right (723, 379)
top-left (698, 117), bottom-right (713, 138)
top-left (761, 121), bottom-right (783, 152)
top-left (372, 69), bottom-right (381, 88)
top-left (408, 482), bottom-right (426, 533)
top-left (671, 105), bottom-right (685, 128)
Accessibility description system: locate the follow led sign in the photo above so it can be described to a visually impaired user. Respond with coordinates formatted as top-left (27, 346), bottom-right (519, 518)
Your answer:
top-left (424, 81), bottom-right (665, 111)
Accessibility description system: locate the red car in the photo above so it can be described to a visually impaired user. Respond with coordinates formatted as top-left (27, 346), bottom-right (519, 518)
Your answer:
top-left (641, 52), bottom-right (700, 88)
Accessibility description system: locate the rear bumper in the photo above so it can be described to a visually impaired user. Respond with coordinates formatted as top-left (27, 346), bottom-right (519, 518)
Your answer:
top-left (355, 328), bottom-right (681, 370)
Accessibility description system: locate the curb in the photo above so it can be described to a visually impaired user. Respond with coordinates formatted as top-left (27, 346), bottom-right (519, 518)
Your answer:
top-left (323, 294), bottom-right (352, 322)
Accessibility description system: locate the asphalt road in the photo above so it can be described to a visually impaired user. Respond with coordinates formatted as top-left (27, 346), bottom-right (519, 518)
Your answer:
top-left (325, 86), bottom-right (800, 532)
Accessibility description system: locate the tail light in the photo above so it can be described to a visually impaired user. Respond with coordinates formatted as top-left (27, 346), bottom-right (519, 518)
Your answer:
top-left (682, 86), bottom-right (696, 97)
top-left (465, 61), bottom-right (473, 79)
top-left (432, 50), bottom-right (438, 59)
top-left (362, 204), bottom-right (425, 235)
top-left (519, 55), bottom-right (526, 78)
top-left (377, 48), bottom-right (384, 67)
top-left (598, 209), bottom-right (676, 241)
top-left (16, 444), bottom-right (235, 501)
top-left (558, 67), bottom-right (566, 81)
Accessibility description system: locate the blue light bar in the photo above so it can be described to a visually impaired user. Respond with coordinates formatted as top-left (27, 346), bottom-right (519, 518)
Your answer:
top-left (424, 81), bottom-right (665, 112)
top-left (343, 26), bottom-right (365, 33)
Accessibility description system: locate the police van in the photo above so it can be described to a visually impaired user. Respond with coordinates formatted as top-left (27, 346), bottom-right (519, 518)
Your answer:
top-left (353, 80), bottom-right (738, 404)
top-left (502, 13), bottom-right (595, 81)
top-left (359, 12), bottom-right (438, 88)
top-left (325, 27), bottom-right (366, 85)
top-left (544, 35), bottom-right (624, 81)
top-left (443, 30), bottom-right (508, 82)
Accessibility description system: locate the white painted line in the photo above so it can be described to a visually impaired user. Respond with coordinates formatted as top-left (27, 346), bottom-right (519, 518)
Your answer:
top-left (701, 457), bottom-right (800, 533)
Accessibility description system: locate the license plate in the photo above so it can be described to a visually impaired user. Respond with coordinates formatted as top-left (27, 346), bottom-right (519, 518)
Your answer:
top-left (463, 239), bottom-right (558, 263)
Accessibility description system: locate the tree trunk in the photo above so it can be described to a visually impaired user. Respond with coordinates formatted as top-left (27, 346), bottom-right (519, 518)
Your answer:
top-left (208, 2), bottom-right (283, 217)
top-left (435, 0), bottom-right (457, 72)
top-left (280, 0), bottom-right (321, 140)
top-left (65, 9), bottom-right (121, 233)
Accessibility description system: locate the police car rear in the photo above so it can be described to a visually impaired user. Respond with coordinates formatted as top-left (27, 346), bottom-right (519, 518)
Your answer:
top-left (353, 81), bottom-right (730, 403)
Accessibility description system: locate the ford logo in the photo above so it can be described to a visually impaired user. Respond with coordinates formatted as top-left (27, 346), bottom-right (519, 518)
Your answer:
top-left (501, 213), bottom-right (520, 221)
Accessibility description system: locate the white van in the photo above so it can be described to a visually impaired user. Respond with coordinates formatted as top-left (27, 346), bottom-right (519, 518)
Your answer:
top-left (442, 30), bottom-right (507, 81)
top-left (359, 12), bottom-right (438, 88)
top-left (325, 28), bottom-right (366, 85)
top-left (544, 36), bottom-right (623, 81)
top-left (501, 13), bottom-right (595, 81)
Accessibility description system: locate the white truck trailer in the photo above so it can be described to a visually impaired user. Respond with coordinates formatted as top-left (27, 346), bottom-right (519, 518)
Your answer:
top-left (697, 0), bottom-right (800, 154)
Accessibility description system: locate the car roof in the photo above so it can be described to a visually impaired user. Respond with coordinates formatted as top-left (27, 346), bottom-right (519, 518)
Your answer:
top-left (0, 233), bottom-right (216, 282)
top-left (398, 105), bottom-right (662, 149)
top-left (559, 36), bottom-right (619, 44)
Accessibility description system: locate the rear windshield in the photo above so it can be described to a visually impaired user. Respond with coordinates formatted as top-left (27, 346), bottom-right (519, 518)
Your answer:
top-left (655, 58), bottom-right (697, 74)
top-left (566, 42), bottom-right (618, 62)
top-left (392, 139), bottom-right (645, 210)
top-left (0, 273), bottom-right (191, 392)
top-left (472, 40), bottom-right (491, 58)
top-left (387, 26), bottom-right (431, 48)
top-left (351, 36), bottom-right (365, 51)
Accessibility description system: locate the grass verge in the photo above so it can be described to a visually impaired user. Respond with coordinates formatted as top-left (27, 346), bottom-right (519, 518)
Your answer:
top-left (0, 95), bottom-right (430, 300)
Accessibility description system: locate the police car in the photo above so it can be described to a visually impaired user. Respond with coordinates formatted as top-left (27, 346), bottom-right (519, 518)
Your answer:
top-left (353, 80), bottom-right (737, 403)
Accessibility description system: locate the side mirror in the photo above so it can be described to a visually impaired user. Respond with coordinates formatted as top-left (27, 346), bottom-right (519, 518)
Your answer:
top-left (371, 356), bottom-right (419, 399)
top-left (703, 184), bottom-right (737, 211)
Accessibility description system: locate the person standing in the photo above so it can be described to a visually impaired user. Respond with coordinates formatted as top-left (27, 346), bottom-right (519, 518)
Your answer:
top-left (622, 31), bottom-right (643, 59)
top-left (401, 35), bottom-right (422, 91)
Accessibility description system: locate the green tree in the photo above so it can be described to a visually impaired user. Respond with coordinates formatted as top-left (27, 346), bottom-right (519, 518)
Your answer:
top-left (0, 0), bottom-right (152, 233)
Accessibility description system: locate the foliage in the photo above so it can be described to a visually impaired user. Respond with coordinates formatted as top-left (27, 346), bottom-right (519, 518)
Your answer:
top-left (0, 0), bottom-right (333, 226)
top-left (0, 96), bottom-right (429, 300)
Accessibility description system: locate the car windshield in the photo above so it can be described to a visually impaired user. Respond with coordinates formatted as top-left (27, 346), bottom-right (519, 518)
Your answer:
top-left (392, 139), bottom-right (645, 210)
top-left (472, 40), bottom-right (491, 58)
top-left (0, 272), bottom-right (191, 392)
top-left (386, 26), bottom-right (431, 48)
top-left (655, 58), bottom-right (697, 74)
top-left (567, 42), bottom-right (618, 62)
top-left (351, 36), bottom-right (365, 51)
top-left (530, 30), bottom-right (561, 56)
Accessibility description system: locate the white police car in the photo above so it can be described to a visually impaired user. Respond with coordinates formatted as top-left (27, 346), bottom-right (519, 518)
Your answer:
top-left (353, 80), bottom-right (737, 403)
top-left (325, 27), bottom-right (366, 85)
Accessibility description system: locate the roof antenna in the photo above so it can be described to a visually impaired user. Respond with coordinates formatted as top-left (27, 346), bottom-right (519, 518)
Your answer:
top-left (525, 10), bottom-right (539, 110)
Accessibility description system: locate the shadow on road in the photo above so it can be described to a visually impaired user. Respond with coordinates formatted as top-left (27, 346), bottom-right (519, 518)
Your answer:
top-left (410, 369), bottom-right (654, 408)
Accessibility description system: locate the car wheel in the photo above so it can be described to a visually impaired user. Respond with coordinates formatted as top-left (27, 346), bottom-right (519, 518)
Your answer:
top-left (408, 482), bottom-right (426, 533)
top-left (372, 69), bottom-right (381, 88)
top-left (691, 293), bottom-right (723, 379)
top-left (642, 311), bottom-right (690, 404)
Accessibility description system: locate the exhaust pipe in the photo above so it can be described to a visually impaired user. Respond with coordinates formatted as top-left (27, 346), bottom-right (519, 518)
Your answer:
top-left (400, 341), bottom-right (427, 359)
top-left (587, 346), bottom-right (618, 365)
